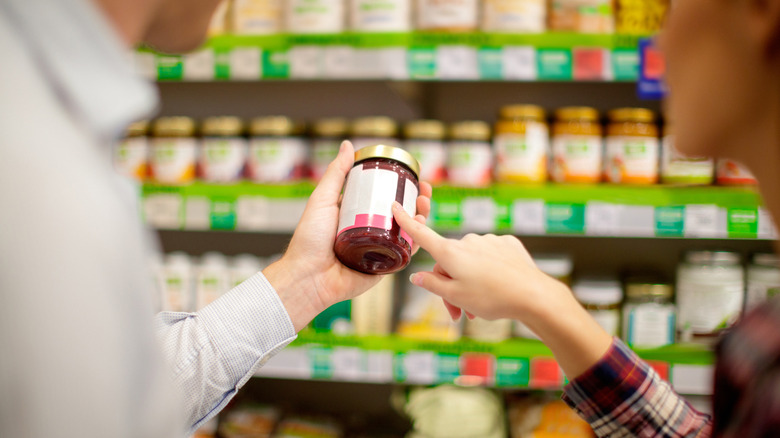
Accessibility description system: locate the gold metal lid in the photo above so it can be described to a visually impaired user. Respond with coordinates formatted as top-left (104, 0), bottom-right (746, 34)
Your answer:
top-left (608, 107), bottom-right (656, 123)
top-left (404, 120), bottom-right (446, 140)
top-left (125, 120), bottom-right (149, 137)
top-left (152, 117), bottom-right (196, 137)
top-left (449, 121), bottom-right (491, 141)
top-left (499, 104), bottom-right (546, 121)
top-left (201, 116), bottom-right (244, 136)
top-left (313, 118), bottom-right (349, 137)
top-left (355, 144), bottom-right (420, 178)
top-left (555, 106), bottom-right (600, 122)
top-left (625, 281), bottom-right (674, 299)
top-left (249, 116), bottom-right (305, 136)
top-left (351, 116), bottom-right (398, 138)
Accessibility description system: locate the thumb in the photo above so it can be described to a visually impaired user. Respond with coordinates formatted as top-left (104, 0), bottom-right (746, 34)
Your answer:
top-left (310, 141), bottom-right (354, 202)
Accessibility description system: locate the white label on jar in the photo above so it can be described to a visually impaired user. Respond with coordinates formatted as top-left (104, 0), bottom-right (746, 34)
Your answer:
top-left (199, 138), bottom-right (247, 182)
top-left (588, 309), bottom-right (620, 337)
top-left (404, 140), bottom-right (446, 184)
top-left (551, 134), bottom-right (602, 182)
top-left (232, 0), bottom-right (282, 34)
top-left (115, 137), bottom-right (148, 180)
top-left (247, 137), bottom-right (309, 182)
top-left (351, 137), bottom-right (401, 151)
top-left (677, 279), bottom-right (744, 334)
top-left (417, 0), bottom-right (478, 30)
top-left (605, 136), bottom-right (659, 183)
top-left (624, 303), bottom-right (675, 347)
top-left (351, 0), bottom-right (411, 32)
top-left (150, 138), bottom-right (198, 184)
top-left (482, 0), bottom-right (546, 32)
top-left (287, 0), bottom-right (345, 33)
top-left (311, 139), bottom-right (341, 181)
top-left (196, 271), bottom-right (229, 309)
top-left (447, 141), bottom-right (493, 186)
top-left (159, 269), bottom-right (192, 312)
top-left (494, 123), bottom-right (549, 182)
top-left (337, 165), bottom-right (418, 243)
top-left (661, 136), bottom-right (714, 181)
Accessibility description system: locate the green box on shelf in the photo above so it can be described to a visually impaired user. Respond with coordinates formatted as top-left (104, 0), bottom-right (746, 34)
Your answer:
top-left (537, 49), bottom-right (572, 80)
top-left (495, 357), bottom-right (530, 388)
top-left (214, 49), bottom-right (231, 80)
top-left (545, 203), bottom-right (585, 234)
top-left (612, 48), bottom-right (639, 81)
top-left (431, 200), bottom-right (462, 230)
top-left (210, 198), bottom-right (237, 230)
top-left (308, 347), bottom-right (333, 379)
top-left (655, 206), bottom-right (685, 237)
top-left (436, 353), bottom-right (461, 383)
top-left (477, 48), bottom-right (503, 79)
top-left (157, 55), bottom-right (183, 80)
top-left (262, 50), bottom-right (289, 79)
top-left (408, 48), bottom-right (436, 79)
top-left (728, 207), bottom-right (759, 238)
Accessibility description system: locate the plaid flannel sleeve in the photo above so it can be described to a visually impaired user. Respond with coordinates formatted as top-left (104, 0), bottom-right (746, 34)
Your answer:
top-left (562, 338), bottom-right (713, 437)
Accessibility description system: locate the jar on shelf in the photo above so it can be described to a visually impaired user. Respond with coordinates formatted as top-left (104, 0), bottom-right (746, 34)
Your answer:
top-left (515, 254), bottom-right (574, 339)
top-left (404, 120), bottom-right (447, 185)
top-left (232, 0), bottom-right (283, 35)
top-left (311, 118), bottom-right (349, 181)
top-left (398, 257), bottom-right (462, 341)
top-left (208, 0), bottom-right (230, 36)
top-left (334, 145), bottom-right (420, 274)
top-left (494, 104), bottom-right (549, 183)
top-left (447, 121), bottom-right (494, 187)
top-left (417, 0), bottom-right (479, 32)
top-left (573, 277), bottom-right (623, 337)
top-left (615, 0), bottom-right (669, 35)
top-left (549, 0), bottom-right (615, 33)
top-left (351, 116), bottom-right (401, 151)
top-left (746, 253), bottom-right (780, 311)
top-left (149, 117), bottom-right (198, 185)
top-left (677, 251), bottom-right (744, 342)
top-left (247, 116), bottom-right (309, 183)
top-left (286, 0), bottom-right (346, 34)
top-left (551, 106), bottom-right (603, 184)
top-left (198, 116), bottom-right (248, 183)
top-left (660, 124), bottom-right (714, 185)
top-left (115, 120), bottom-right (149, 181)
top-left (350, 0), bottom-right (412, 32)
top-left (157, 252), bottom-right (195, 312)
top-left (717, 159), bottom-right (757, 185)
top-left (622, 279), bottom-right (675, 348)
top-left (605, 108), bottom-right (660, 185)
top-left (464, 317), bottom-right (513, 342)
top-left (481, 0), bottom-right (547, 33)
top-left (195, 252), bottom-right (230, 310)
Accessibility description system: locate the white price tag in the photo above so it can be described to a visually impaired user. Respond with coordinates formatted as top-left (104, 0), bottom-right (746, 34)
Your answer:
top-left (353, 49), bottom-right (385, 79)
top-left (585, 202), bottom-right (619, 236)
top-left (331, 347), bottom-right (364, 381)
top-left (502, 46), bottom-right (537, 80)
top-left (264, 199), bottom-right (307, 232)
top-left (183, 49), bottom-right (215, 80)
top-left (229, 48), bottom-right (262, 80)
top-left (133, 52), bottom-right (157, 79)
top-left (324, 46), bottom-right (355, 78)
top-left (462, 197), bottom-right (496, 232)
top-left (436, 45), bottom-right (479, 80)
top-left (256, 347), bottom-right (312, 379)
top-left (184, 196), bottom-right (210, 230)
top-left (403, 351), bottom-right (437, 384)
top-left (235, 196), bottom-right (270, 231)
top-left (290, 46), bottom-right (324, 79)
top-left (758, 207), bottom-right (778, 240)
top-left (143, 194), bottom-right (182, 229)
top-left (618, 205), bottom-right (655, 237)
top-left (685, 205), bottom-right (723, 238)
top-left (364, 351), bottom-right (394, 383)
top-left (671, 364), bottom-right (714, 395)
top-left (380, 48), bottom-right (409, 79)
top-left (512, 200), bottom-right (545, 235)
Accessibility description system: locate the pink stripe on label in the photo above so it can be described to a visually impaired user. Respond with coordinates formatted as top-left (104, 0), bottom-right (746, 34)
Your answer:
top-left (355, 214), bottom-right (389, 229)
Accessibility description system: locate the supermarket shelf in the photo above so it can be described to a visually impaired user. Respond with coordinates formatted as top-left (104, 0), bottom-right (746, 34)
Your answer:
top-left (141, 182), bottom-right (775, 240)
top-left (256, 331), bottom-right (715, 395)
top-left (135, 33), bottom-right (646, 82)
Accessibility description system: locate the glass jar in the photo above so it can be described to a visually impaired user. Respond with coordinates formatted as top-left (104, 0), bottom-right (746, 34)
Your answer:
top-left (398, 256), bottom-right (462, 341)
top-left (746, 253), bottom-right (780, 311)
top-left (199, 116), bottom-right (248, 183)
top-left (286, 0), bottom-right (345, 34)
top-left (351, 116), bottom-right (401, 151)
top-left (515, 254), bottom-right (574, 339)
top-left (149, 117), bottom-right (198, 184)
top-left (551, 107), bottom-right (603, 183)
top-left (417, 0), bottom-right (479, 31)
top-left (717, 159), bottom-right (757, 185)
top-left (311, 118), bottom-right (349, 181)
top-left (464, 317), bottom-right (513, 342)
top-left (350, 0), bottom-right (412, 32)
top-left (247, 116), bottom-right (309, 183)
top-left (622, 279), bottom-right (675, 348)
top-left (232, 0), bottom-right (283, 35)
top-left (573, 277), bottom-right (623, 337)
top-left (115, 120), bottom-right (149, 181)
top-left (677, 251), bottom-right (744, 341)
top-left (481, 0), bottom-right (546, 33)
top-left (447, 121), bottom-right (493, 187)
top-left (334, 145), bottom-right (420, 274)
top-left (494, 104), bottom-right (549, 183)
top-left (404, 120), bottom-right (447, 185)
top-left (605, 108), bottom-right (659, 185)
top-left (661, 124), bottom-right (714, 185)
top-left (549, 0), bottom-right (615, 33)
top-left (195, 252), bottom-right (230, 310)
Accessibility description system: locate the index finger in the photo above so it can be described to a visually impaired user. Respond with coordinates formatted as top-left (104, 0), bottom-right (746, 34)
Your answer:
top-left (392, 201), bottom-right (448, 259)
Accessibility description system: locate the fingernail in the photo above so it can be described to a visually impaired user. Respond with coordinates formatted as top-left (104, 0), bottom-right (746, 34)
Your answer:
top-left (409, 273), bottom-right (420, 286)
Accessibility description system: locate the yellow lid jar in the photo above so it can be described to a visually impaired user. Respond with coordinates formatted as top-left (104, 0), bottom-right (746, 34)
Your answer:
top-left (447, 121), bottom-right (493, 187)
top-left (493, 104), bottom-right (549, 183)
top-left (114, 120), bottom-right (150, 181)
top-left (247, 116), bottom-right (308, 183)
top-left (551, 107), bottom-right (603, 183)
top-left (604, 108), bottom-right (659, 185)
top-left (149, 117), bottom-right (198, 184)
top-left (351, 116), bottom-right (401, 151)
top-left (199, 116), bottom-right (247, 183)
top-left (311, 118), bottom-right (349, 181)
top-left (404, 120), bottom-right (447, 185)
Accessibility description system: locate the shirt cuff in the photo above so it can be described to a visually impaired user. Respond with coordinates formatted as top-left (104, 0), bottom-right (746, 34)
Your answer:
top-left (197, 271), bottom-right (297, 383)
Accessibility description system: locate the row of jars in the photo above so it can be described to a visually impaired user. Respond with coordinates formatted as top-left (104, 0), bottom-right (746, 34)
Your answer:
top-left (116, 110), bottom-right (756, 187)
top-left (216, 0), bottom-right (658, 36)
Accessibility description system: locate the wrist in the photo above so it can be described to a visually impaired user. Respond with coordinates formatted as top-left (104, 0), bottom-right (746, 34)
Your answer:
top-left (263, 258), bottom-right (326, 332)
